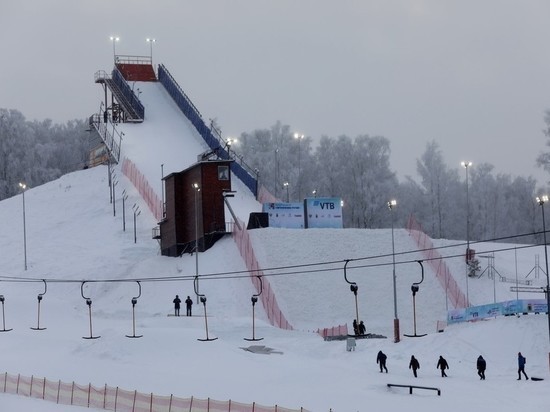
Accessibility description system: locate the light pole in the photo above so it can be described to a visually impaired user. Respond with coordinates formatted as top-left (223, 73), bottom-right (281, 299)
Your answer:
top-left (461, 160), bottom-right (472, 306)
top-left (146, 38), bottom-right (156, 63)
top-left (535, 195), bottom-right (550, 358)
top-left (19, 182), bottom-right (28, 271)
top-left (226, 137), bottom-right (237, 158)
top-left (132, 204), bottom-right (141, 244)
top-left (122, 189), bottom-right (128, 231)
top-left (294, 133), bottom-right (304, 201)
top-left (275, 148), bottom-right (280, 197)
top-left (388, 199), bottom-right (399, 342)
top-left (109, 36), bottom-right (119, 64)
top-left (193, 183), bottom-right (201, 303)
top-left (283, 182), bottom-right (290, 203)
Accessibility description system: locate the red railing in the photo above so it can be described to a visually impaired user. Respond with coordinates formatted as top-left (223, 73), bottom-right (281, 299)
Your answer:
top-left (406, 215), bottom-right (469, 309)
top-left (121, 158), bottom-right (163, 222)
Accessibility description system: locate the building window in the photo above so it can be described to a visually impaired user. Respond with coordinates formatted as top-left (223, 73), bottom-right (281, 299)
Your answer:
top-left (218, 165), bottom-right (229, 180)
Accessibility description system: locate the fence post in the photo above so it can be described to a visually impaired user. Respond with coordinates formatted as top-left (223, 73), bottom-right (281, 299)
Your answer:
top-left (150, 392), bottom-right (153, 412)
top-left (168, 394), bottom-right (173, 412)
top-left (115, 387), bottom-right (119, 412)
top-left (30, 375), bottom-right (34, 397)
top-left (104, 384), bottom-right (107, 409)
top-left (3, 372), bottom-right (6, 393)
top-left (43, 377), bottom-right (46, 400)
top-left (57, 380), bottom-right (60, 404)
top-left (228, 399), bottom-right (231, 412)
top-left (189, 395), bottom-right (193, 412)
top-left (88, 383), bottom-right (91, 407)
top-left (16, 374), bottom-right (20, 394)
top-left (133, 390), bottom-right (137, 411)
top-left (71, 382), bottom-right (75, 405)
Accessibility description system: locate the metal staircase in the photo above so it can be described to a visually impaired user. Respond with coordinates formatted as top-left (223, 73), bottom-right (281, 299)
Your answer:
top-left (95, 70), bottom-right (144, 123)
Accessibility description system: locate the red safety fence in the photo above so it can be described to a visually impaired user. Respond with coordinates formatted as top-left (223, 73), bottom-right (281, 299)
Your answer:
top-left (232, 219), bottom-right (294, 330)
top-left (0, 372), bottom-right (308, 412)
top-left (406, 215), bottom-right (469, 309)
top-left (122, 158), bottom-right (163, 222)
top-left (316, 324), bottom-right (349, 339)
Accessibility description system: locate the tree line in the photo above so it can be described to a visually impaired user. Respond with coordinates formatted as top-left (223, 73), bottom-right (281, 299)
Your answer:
top-left (1, 107), bottom-right (549, 245)
top-left (0, 109), bottom-right (91, 201)
top-left (236, 120), bottom-right (549, 244)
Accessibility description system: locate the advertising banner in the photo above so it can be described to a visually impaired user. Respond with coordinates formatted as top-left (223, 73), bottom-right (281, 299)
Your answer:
top-left (262, 202), bottom-right (304, 229)
top-left (447, 299), bottom-right (548, 324)
top-left (304, 197), bottom-right (343, 229)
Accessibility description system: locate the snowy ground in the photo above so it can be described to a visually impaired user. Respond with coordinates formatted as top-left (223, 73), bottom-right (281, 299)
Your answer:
top-left (0, 167), bottom-right (549, 411)
top-left (1, 79), bottom-right (549, 411)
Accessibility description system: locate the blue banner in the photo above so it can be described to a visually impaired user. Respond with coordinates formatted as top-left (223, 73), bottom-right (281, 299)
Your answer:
top-left (448, 299), bottom-right (548, 324)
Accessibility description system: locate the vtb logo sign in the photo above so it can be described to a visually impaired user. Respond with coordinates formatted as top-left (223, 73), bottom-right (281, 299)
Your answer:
top-left (317, 202), bottom-right (335, 210)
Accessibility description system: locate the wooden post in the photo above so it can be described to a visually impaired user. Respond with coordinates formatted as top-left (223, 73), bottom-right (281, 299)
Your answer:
top-left (115, 387), bottom-right (119, 412)
top-left (42, 377), bottom-right (46, 399)
top-left (71, 382), bottom-right (75, 405)
top-left (30, 375), bottom-right (33, 397)
top-left (150, 392), bottom-right (153, 412)
top-left (56, 380), bottom-right (61, 404)
top-left (16, 374), bottom-right (20, 394)
top-left (168, 394), bottom-right (173, 412)
top-left (88, 383), bottom-right (91, 407)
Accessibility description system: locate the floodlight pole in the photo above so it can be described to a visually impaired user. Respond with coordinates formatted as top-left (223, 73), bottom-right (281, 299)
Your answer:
top-left (536, 196), bottom-right (550, 369)
top-left (388, 199), bottom-right (399, 342)
top-left (193, 183), bottom-right (201, 303)
top-left (19, 183), bottom-right (28, 271)
top-left (461, 161), bottom-right (472, 306)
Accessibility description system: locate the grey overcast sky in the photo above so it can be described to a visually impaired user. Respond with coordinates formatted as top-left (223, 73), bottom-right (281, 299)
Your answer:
top-left (1, 0), bottom-right (550, 183)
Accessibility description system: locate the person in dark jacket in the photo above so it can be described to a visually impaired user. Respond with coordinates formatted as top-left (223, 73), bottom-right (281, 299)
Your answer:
top-left (173, 295), bottom-right (181, 316)
top-left (358, 321), bottom-right (366, 335)
top-left (517, 352), bottom-right (528, 380)
top-left (352, 319), bottom-right (358, 335)
top-left (477, 355), bottom-right (486, 380)
top-left (376, 350), bottom-right (388, 373)
top-left (436, 355), bottom-right (449, 377)
top-left (409, 355), bottom-right (420, 378)
top-left (185, 296), bottom-right (193, 316)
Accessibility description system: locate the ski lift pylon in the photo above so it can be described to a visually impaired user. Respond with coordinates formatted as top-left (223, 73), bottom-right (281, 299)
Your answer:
top-left (126, 281), bottom-right (143, 338)
top-left (30, 279), bottom-right (47, 331)
top-left (244, 275), bottom-right (264, 341)
top-left (81, 281), bottom-right (100, 339)
top-left (404, 260), bottom-right (427, 338)
top-left (194, 276), bottom-right (217, 341)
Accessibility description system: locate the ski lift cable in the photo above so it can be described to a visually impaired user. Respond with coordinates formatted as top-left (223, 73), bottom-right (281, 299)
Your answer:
top-left (0, 230), bottom-right (545, 286)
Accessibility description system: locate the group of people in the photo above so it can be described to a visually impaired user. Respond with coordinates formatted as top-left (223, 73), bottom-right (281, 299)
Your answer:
top-left (173, 295), bottom-right (193, 317)
top-left (352, 319), bottom-right (366, 336)
top-left (374, 351), bottom-right (528, 380)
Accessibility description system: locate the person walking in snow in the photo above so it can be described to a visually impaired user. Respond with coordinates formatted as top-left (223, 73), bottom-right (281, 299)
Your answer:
top-left (358, 321), bottom-right (366, 335)
top-left (436, 355), bottom-right (449, 377)
top-left (185, 295), bottom-right (193, 316)
top-left (517, 352), bottom-right (528, 380)
top-left (477, 355), bottom-right (486, 380)
top-left (409, 355), bottom-right (420, 378)
top-left (173, 295), bottom-right (181, 316)
top-left (376, 350), bottom-right (388, 373)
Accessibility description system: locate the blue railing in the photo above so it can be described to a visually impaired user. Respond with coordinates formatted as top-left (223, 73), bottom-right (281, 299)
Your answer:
top-left (157, 64), bottom-right (258, 196)
top-left (111, 68), bottom-right (145, 119)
